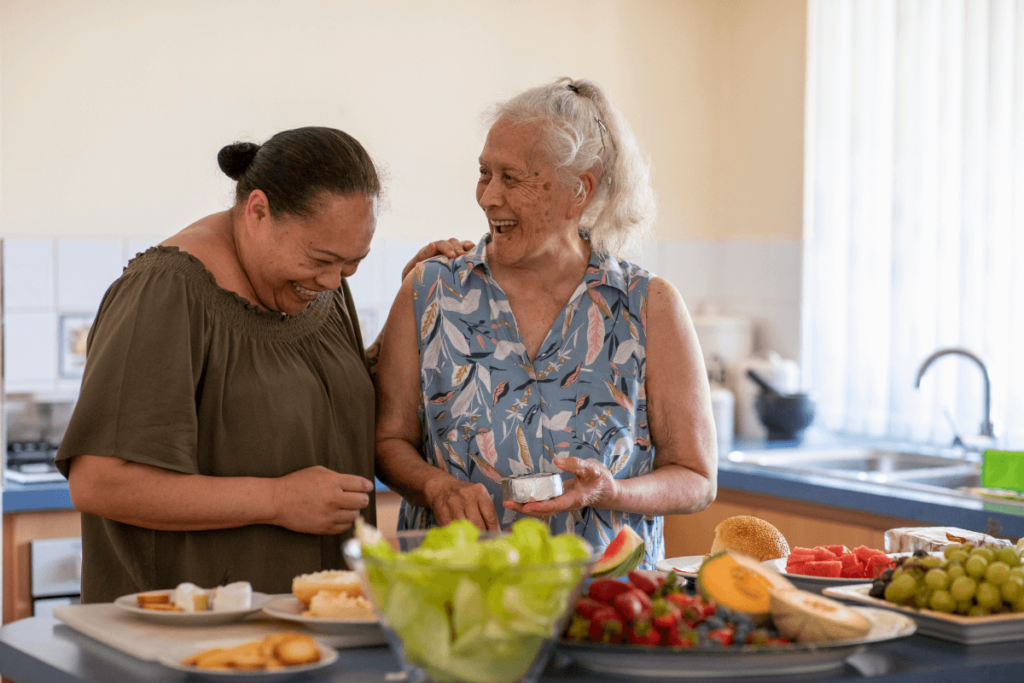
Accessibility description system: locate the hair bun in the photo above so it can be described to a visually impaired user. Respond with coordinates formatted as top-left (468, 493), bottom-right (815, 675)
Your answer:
top-left (217, 142), bottom-right (261, 181)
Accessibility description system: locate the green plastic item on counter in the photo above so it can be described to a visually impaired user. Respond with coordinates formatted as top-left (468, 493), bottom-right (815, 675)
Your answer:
top-left (981, 450), bottom-right (1024, 493)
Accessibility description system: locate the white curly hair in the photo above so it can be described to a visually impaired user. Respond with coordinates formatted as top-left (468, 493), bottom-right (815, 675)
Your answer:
top-left (485, 77), bottom-right (657, 259)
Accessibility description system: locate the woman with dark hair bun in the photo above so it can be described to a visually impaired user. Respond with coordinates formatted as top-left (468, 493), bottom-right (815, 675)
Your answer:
top-left (56, 126), bottom-right (471, 602)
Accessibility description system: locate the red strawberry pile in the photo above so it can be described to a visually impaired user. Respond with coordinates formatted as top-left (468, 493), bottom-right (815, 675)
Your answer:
top-left (564, 571), bottom-right (790, 648)
top-left (786, 544), bottom-right (895, 579)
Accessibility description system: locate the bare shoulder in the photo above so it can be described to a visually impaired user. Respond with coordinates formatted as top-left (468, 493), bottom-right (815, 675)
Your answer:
top-left (644, 276), bottom-right (695, 340)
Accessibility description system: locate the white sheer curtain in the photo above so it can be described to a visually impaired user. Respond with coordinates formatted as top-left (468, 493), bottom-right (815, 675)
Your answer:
top-left (803, 0), bottom-right (1024, 449)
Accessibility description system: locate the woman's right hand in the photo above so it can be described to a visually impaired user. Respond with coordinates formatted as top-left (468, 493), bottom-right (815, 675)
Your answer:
top-left (271, 466), bottom-right (374, 535)
top-left (424, 476), bottom-right (501, 531)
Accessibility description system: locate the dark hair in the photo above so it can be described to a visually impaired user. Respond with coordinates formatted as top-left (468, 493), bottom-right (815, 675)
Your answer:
top-left (217, 127), bottom-right (381, 217)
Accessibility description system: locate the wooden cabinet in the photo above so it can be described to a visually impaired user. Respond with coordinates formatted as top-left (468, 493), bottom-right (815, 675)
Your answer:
top-left (2, 510), bottom-right (81, 625)
top-left (664, 487), bottom-right (923, 558)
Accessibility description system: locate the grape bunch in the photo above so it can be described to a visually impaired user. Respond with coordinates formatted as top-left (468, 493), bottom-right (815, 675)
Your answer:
top-left (869, 543), bottom-right (1024, 615)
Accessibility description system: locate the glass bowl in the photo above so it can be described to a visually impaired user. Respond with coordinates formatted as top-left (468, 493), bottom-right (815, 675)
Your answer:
top-left (344, 528), bottom-right (596, 683)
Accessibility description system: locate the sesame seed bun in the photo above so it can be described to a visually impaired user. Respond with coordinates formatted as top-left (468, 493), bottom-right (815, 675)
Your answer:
top-left (708, 516), bottom-right (790, 562)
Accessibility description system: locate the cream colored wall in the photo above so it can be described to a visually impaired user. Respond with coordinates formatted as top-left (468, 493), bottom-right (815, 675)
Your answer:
top-left (0, 0), bottom-right (805, 243)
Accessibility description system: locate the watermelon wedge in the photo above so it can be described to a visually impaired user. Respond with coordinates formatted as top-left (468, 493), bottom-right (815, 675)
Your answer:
top-left (592, 525), bottom-right (646, 577)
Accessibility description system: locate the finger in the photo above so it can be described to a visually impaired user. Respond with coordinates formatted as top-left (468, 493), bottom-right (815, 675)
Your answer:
top-left (338, 475), bottom-right (375, 493)
top-left (459, 503), bottom-right (489, 531)
top-left (336, 491), bottom-right (372, 510)
top-left (479, 498), bottom-right (501, 532)
top-left (433, 239), bottom-right (461, 258)
top-left (460, 240), bottom-right (475, 252)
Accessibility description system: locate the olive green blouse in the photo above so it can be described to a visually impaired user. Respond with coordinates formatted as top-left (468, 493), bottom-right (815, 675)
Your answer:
top-left (55, 246), bottom-right (376, 603)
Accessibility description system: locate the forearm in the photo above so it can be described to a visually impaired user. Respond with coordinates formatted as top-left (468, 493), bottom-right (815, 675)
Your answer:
top-left (606, 463), bottom-right (717, 517)
top-left (69, 456), bottom-right (277, 531)
top-left (375, 438), bottom-right (451, 509)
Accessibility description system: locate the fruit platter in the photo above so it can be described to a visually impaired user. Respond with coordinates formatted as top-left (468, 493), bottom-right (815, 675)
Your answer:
top-left (559, 552), bottom-right (916, 678)
top-left (824, 542), bottom-right (1024, 644)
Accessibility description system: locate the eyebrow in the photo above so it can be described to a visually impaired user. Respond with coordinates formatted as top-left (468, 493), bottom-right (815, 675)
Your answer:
top-left (314, 248), bottom-right (370, 262)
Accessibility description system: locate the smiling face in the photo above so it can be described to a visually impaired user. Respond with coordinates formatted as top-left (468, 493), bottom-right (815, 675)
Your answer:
top-left (243, 191), bottom-right (377, 315)
top-left (476, 119), bottom-right (585, 269)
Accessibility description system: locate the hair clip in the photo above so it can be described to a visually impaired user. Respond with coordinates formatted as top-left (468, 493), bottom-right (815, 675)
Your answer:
top-left (567, 84), bottom-right (580, 94)
top-left (594, 117), bottom-right (613, 154)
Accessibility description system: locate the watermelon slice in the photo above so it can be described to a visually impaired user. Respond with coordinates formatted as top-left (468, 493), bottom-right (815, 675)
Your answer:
top-left (838, 553), bottom-right (860, 568)
top-left (803, 560), bottom-right (842, 578)
top-left (592, 525), bottom-right (646, 577)
top-left (790, 547), bottom-right (817, 556)
top-left (813, 547), bottom-right (838, 561)
top-left (785, 561), bottom-right (813, 575)
top-left (851, 545), bottom-right (878, 564)
top-left (840, 564), bottom-right (865, 579)
top-left (825, 544), bottom-right (849, 556)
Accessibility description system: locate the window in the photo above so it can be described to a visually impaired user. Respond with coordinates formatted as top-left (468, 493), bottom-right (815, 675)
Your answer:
top-left (803, 0), bottom-right (1024, 448)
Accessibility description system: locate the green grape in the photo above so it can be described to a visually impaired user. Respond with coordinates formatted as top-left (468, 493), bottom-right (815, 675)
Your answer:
top-left (965, 555), bottom-right (988, 578)
top-left (921, 556), bottom-right (944, 569)
top-left (885, 574), bottom-right (918, 604)
top-left (914, 585), bottom-right (933, 609)
top-left (947, 564), bottom-right (967, 581)
top-left (924, 568), bottom-right (950, 590)
top-left (944, 545), bottom-right (960, 560)
top-left (976, 581), bottom-right (1002, 609)
top-left (968, 605), bottom-right (992, 616)
top-left (1001, 576), bottom-right (1024, 603)
top-left (956, 599), bottom-right (973, 614)
top-left (985, 561), bottom-right (1011, 586)
top-left (950, 576), bottom-right (978, 602)
top-left (928, 589), bottom-right (956, 613)
top-left (949, 550), bottom-right (970, 565)
top-left (1012, 594), bottom-right (1024, 613)
top-left (972, 547), bottom-right (995, 562)
top-left (997, 546), bottom-right (1021, 567)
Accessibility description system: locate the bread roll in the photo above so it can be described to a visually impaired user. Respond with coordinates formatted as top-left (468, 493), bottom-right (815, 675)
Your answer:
top-left (292, 570), bottom-right (362, 607)
top-left (709, 516), bottom-right (790, 561)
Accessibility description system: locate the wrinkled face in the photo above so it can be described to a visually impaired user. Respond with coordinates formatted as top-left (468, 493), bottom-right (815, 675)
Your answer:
top-left (476, 119), bottom-right (579, 268)
top-left (247, 192), bottom-right (376, 315)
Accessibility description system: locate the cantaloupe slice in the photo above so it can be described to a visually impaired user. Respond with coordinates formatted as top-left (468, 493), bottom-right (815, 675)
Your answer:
top-left (770, 588), bottom-right (872, 642)
top-left (697, 551), bottom-right (793, 620)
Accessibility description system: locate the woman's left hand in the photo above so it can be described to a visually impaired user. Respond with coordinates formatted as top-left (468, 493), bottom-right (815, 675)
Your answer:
top-left (401, 238), bottom-right (476, 281)
top-left (502, 457), bottom-right (617, 518)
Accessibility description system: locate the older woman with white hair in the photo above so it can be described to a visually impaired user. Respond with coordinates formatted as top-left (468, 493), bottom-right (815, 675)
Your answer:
top-left (375, 77), bottom-right (717, 567)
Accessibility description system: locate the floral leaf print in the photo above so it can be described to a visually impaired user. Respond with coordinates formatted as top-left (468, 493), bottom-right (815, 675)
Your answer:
top-left (476, 429), bottom-right (499, 466)
top-left (493, 340), bottom-right (525, 361)
top-left (603, 379), bottom-right (635, 414)
top-left (517, 362), bottom-right (537, 380)
top-left (585, 304), bottom-right (604, 366)
top-left (436, 411), bottom-right (447, 421)
top-left (571, 509), bottom-right (586, 526)
top-left (640, 293), bottom-right (648, 335)
top-left (515, 424), bottom-right (534, 471)
top-left (470, 453), bottom-right (505, 483)
top-left (611, 509), bottom-right (622, 534)
top-left (634, 436), bottom-right (651, 450)
top-left (561, 303), bottom-right (575, 339)
top-left (476, 334), bottom-right (487, 350)
top-left (451, 379), bottom-right (477, 417)
top-left (444, 441), bottom-right (466, 470)
top-left (492, 380), bottom-right (509, 405)
top-left (565, 515), bottom-right (575, 535)
top-left (429, 390), bottom-right (455, 404)
top-left (476, 363), bottom-right (491, 393)
top-left (508, 457), bottom-right (531, 476)
top-left (595, 520), bottom-right (610, 545)
top-left (420, 298), bottom-right (440, 340)
top-left (575, 394), bottom-right (590, 415)
top-left (537, 410), bottom-right (572, 438)
top-left (587, 288), bottom-right (613, 319)
top-left (441, 287), bottom-right (482, 314)
top-left (433, 443), bottom-right (449, 474)
top-left (612, 339), bottom-right (645, 365)
top-left (623, 307), bottom-right (640, 341)
top-left (560, 364), bottom-right (582, 388)
top-left (440, 279), bottom-right (465, 300)
top-left (443, 316), bottom-right (471, 355)
top-left (422, 332), bottom-right (442, 370)
top-left (451, 364), bottom-right (471, 386)
top-left (413, 262), bottom-right (426, 285)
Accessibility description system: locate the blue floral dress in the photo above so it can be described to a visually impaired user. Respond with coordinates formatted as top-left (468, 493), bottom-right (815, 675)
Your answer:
top-left (399, 235), bottom-right (663, 568)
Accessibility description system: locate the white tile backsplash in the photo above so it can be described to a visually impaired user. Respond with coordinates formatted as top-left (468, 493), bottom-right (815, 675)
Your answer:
top-left (2, 235), bottom-right (804, 395)
top-left (4, 311), bottom-right (58, 389)
top-left (3, 239), bottom-right (55, 310)
top-left (56, 240), bottom-right (124, 312)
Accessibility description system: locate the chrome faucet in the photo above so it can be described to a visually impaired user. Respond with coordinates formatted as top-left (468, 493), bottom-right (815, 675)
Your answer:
top-left (915, 347), bottom-right (994, 444)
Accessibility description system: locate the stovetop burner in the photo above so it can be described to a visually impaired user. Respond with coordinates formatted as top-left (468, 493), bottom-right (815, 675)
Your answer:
top-left (5, 441), bottom-right (64, 483)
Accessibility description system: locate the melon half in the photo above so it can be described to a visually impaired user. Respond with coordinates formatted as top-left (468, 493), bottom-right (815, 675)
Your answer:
top-left (769, 588), bottom-right (872, 642)
top-left (592, 526), bottom-right (646, 577)
top-left (697, 551), bottom-right (794, 621)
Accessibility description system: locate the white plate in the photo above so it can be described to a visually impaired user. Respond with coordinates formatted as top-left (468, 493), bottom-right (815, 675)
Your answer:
top-left (655, 555), bottom-right (707, 579)
top-left (824, 583), bottom-right (1024, 645)
top-left (114, 590), bottom-right (272, 626)
top-left (559, 607), bottom-right (915, 678)
top-left (158, 636), bottom-right (337, 682)
top-left (261, 595), bottom-right (385, 640)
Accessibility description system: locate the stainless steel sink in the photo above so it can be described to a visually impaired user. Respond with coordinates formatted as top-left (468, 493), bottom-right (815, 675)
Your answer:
top-left (726, 447), bottom-right (981, 490)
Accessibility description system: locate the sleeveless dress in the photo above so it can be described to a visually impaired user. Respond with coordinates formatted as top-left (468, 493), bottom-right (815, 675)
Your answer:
top-left (399, 235), bottom-right (664, 568)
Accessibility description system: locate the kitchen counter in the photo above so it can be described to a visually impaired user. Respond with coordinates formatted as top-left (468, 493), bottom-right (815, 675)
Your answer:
top-left (3, 614), bottom-right (1024, 682)
top-left (5, 435), bottom-right (1024, 538)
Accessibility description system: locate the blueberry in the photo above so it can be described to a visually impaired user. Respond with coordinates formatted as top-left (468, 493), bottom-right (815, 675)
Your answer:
top-left (704, 616), bottom-right (726, 630)
top-left (714, 605), bottom-right (733, 620)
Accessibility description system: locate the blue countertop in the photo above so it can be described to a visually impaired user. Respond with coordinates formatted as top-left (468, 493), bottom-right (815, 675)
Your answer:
top-left (6, 433), bottom-right (1024, 541)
